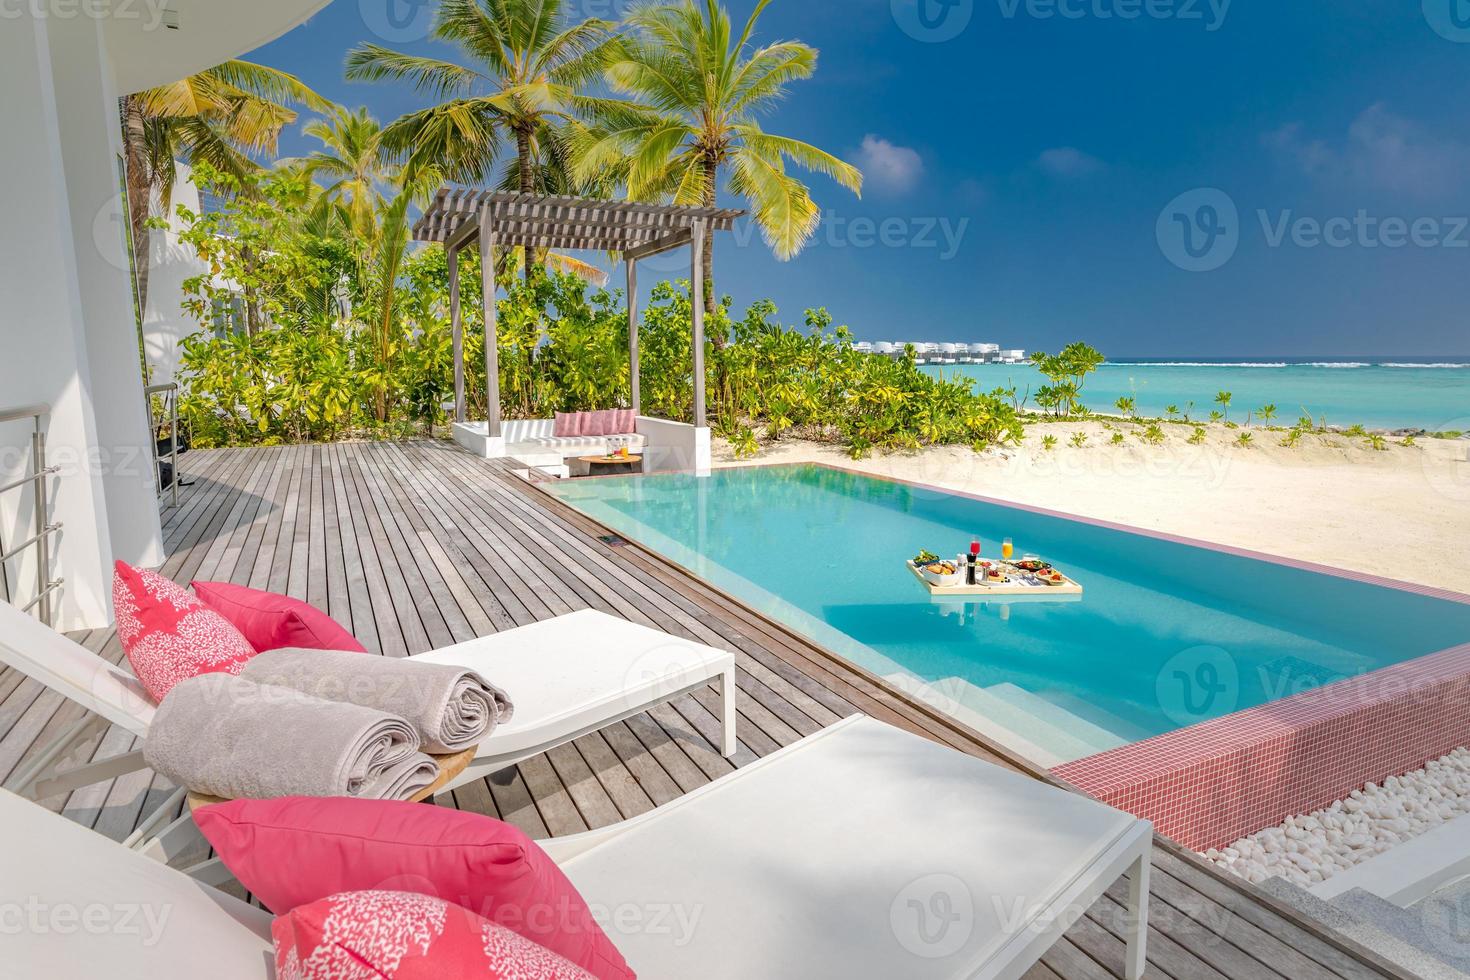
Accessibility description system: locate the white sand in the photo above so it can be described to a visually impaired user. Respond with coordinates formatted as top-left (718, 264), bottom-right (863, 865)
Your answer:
top-left (712, 421), bottom-right (1470, 594)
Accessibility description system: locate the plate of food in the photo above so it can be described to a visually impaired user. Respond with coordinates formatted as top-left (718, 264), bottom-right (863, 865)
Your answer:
top-left (1012, 558), bottom-right (1052, 573)
top-left (919, 560), bottom-right (962, 587)
top-left (1042, 570), bottom-right (1069, 587)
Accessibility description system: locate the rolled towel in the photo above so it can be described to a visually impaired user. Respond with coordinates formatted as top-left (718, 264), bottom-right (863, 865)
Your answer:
top-left (241, 648), bottom-right (513, 754)
top-left (144, 674), bottom-right (439, 801)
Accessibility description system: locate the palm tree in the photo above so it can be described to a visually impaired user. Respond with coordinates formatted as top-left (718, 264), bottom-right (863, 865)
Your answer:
top-left (286, 106), bottom-right (395, 238)
top-left (345, 0), bottom-right (616, 193)
top-left (1214, 390), bottom-right (1232, 421)
top-left (571, 0), bottom-right (863, 310)
top-left (121, 61), bottom-right (324, 319)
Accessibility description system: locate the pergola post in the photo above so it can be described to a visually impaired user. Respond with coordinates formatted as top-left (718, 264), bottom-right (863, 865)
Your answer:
top-left (479, 205), bottom-right (501, 439)
top-left (690, 219), bottom-right (707, 429)
top-left (448, 243), bottom-right (465, 422)
top-left (626, 257), bottom-right (640, 415)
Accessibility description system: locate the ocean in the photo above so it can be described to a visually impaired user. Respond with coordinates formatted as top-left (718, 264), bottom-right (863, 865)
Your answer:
top-left (925, 359), bottom-right (1470, 432)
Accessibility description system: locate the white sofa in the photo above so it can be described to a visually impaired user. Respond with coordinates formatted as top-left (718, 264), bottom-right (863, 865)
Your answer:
top-left (454, 416), bottom-right (710, 475)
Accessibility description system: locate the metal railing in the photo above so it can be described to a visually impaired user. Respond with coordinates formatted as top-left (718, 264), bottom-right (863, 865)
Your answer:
top-left (145, 382), bottom-right (180, 508)
top-left (0, 404), bottom-right (62, 627)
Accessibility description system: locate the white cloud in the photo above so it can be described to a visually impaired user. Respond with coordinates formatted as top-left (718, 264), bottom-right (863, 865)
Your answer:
top-left (1037, 147), bottom-right (1105, 178)
top-left (856, 135), bottom-right (924, 194)
top-left (1263, 103), bottom-right (1469, 196)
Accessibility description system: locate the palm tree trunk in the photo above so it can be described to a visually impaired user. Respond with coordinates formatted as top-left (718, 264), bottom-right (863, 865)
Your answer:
top-left (702, 158), bottom-right (721, 348)
top-left (121, 95), bottom-right (152, 324)
top-left (517, 126), bottom-right (533, 280)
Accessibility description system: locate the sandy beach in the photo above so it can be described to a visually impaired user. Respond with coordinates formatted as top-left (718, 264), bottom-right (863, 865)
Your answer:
top-left (713, 421), bottom-right (1470, 595)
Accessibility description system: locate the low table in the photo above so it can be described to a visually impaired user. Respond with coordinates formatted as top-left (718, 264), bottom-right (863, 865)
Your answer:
top-left (579, 453), bottom-right (643, 475)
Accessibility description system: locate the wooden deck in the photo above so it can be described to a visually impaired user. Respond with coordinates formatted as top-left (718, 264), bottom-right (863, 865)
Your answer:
top-left (0, 441), bottom-right (1416, 980)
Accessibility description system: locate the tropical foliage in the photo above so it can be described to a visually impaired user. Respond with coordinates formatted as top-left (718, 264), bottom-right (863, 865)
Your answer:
top-left (172, 165), bottom-right (1018, 456)
top-left (121, 60), bottom-right (325, 316)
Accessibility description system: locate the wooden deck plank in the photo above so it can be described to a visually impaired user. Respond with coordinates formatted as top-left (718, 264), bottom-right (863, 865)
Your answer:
top-left (0, 441), bottom-right (1416, 980)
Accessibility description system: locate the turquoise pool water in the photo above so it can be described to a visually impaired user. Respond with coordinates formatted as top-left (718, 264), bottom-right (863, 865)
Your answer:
top-left (551, 465), bottom-right (1470, 765)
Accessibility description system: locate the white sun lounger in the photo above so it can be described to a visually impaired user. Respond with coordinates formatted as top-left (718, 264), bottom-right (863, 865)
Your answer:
top-left (0, 715), bottom-right (1151, 980)
top-left (0, 602), bottom-right (736, 860)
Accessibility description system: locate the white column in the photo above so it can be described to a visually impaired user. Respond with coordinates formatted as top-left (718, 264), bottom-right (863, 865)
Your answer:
top-left (0, 14), bottom-right (120, 628)
top-left (479, 208), bottom-right (501, 438)
top-left (49, 13), bottom-right (164, 574)
top-left (627, 257), bottom-right (640, 414)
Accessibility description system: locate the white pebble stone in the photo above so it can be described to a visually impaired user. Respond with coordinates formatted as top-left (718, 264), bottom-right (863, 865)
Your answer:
top-left (1199, 746), bottom-right (1470, 888)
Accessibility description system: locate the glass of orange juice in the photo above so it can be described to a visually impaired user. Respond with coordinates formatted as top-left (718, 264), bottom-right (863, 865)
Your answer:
top-left (1002, 537), bottom-right (1014, 562)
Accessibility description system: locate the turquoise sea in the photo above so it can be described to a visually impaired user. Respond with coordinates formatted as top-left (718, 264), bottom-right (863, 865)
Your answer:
top-left (925, 359), bottom-right (1470, 432)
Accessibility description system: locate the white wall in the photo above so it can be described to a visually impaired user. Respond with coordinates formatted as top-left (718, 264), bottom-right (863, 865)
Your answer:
top-left (50, 14), bottom-right (165, 577)
top-left (636, 416), bottom-right (711, 475)
top-left (0, 13), bottom-right (163, 629)
top-left (142, 162), bottom-right (210, 385)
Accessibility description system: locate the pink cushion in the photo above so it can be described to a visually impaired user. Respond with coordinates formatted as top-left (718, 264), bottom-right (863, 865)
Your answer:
top-left (553, 412), bottom-right (584, 437)
top-left (197, 797), bottom-right (634, 980)
top-left (191, 581), bottom-right (366, 654)
top-left (112, 561), bottom-right (256, 703)
top-left (273, 890), bottom-right (596, 979)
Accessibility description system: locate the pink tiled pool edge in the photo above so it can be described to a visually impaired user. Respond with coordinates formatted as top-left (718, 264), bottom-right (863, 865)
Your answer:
top-left (1053, 642), bottom-right (1470, 850)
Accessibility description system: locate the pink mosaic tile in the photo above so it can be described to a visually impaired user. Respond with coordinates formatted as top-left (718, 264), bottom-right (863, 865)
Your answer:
top-left (1054, 643), bottom-right (1470, 849)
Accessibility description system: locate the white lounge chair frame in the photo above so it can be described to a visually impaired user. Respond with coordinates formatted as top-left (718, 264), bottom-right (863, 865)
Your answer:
top-left (0, 603), bottom-right (735, 862)
top-left (0, 715), bottom-right (1151, 980)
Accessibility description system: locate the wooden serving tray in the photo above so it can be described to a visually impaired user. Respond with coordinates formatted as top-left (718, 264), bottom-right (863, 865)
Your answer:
top-left (185, 746), bottom-right (478, 813)
top-left (906, 560), bottom-right (1084, 598)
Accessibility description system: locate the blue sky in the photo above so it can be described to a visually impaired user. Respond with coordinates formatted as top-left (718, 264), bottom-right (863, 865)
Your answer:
top-left (250, 0), bottom-right (1470, 357)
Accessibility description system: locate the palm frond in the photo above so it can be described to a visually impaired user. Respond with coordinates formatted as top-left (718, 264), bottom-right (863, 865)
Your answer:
top-left (345, 45), bottom-right (485, 98)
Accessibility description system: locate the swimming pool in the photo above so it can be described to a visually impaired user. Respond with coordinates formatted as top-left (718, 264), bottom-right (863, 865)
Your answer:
top-left (549, 464), bottom-right (1470, 768)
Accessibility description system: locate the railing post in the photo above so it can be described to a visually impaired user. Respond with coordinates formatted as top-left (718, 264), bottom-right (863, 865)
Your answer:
top-left (31, 423), bottom-right (51, 627)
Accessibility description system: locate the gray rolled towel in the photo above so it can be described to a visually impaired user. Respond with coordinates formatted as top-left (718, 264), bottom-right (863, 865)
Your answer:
top-left (144, 673), bottom-right (439, 801)
top-left (240, 648), bottom-right (513, 754)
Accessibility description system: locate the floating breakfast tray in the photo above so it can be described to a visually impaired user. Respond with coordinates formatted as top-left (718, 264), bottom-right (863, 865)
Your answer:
top-left (905, 560), bottom-right (1084, 598)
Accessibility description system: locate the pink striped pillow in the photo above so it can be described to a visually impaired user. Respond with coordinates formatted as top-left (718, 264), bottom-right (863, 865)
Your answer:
top-left (553, 412), bottom-right (584, 437)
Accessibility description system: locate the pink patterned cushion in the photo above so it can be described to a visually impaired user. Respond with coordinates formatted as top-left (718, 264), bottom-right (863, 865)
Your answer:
top-left (191, 581), bottom-right (366, 654)
top-left (272, 890), bottom-right (596, 980)
top-left (611, 409), bottom-right (636, 434)
top-left (196, 797), bottom-right (634, 980)
top-left (553, 412), bottom-right (584, 437)
top-left (112, 561), bottom-right (256, 703)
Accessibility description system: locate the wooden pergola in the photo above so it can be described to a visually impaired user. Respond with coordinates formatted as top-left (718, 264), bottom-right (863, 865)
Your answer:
top-left (413, 191), bottom-right (746, 437)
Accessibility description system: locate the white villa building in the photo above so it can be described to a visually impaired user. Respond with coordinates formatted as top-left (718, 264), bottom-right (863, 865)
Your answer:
top-left (854, 340), bottom-right (1028, 365)
top-left (1, 0), bottom-right (329, 630)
